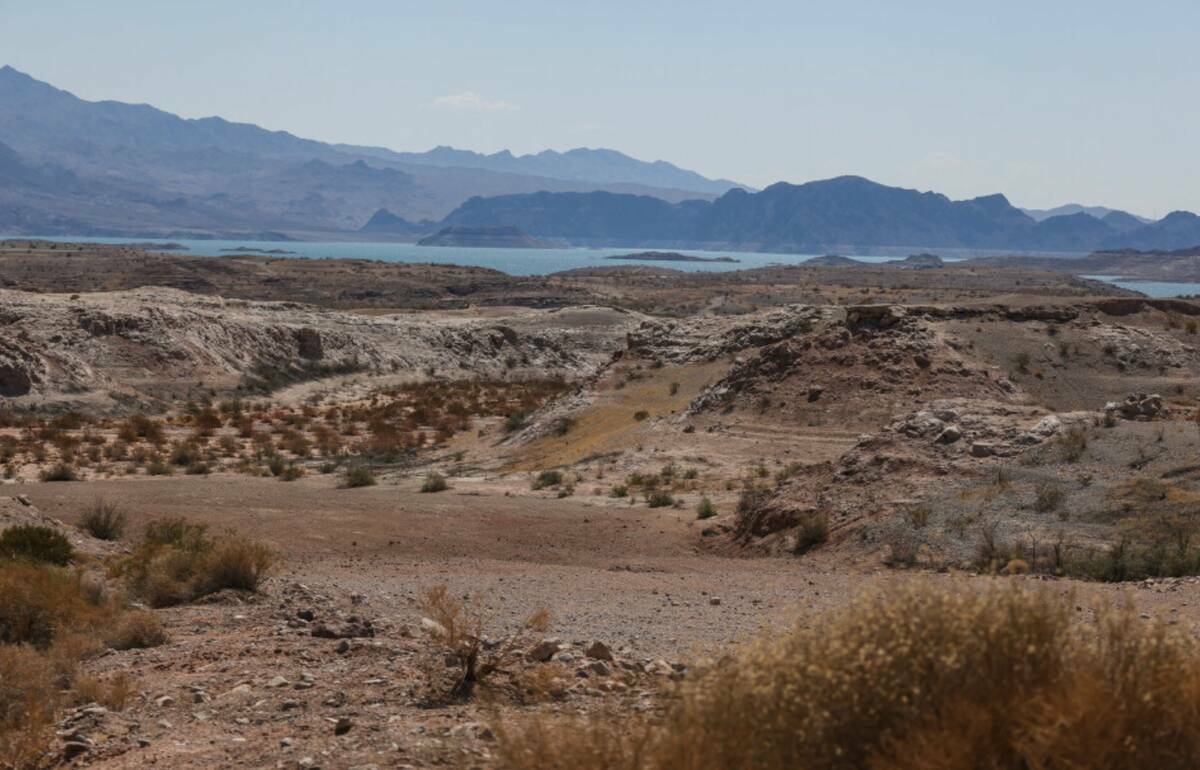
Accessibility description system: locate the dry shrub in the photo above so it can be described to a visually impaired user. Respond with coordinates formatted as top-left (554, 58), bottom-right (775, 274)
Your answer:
top-left (123, 519), bottom-right (274, 607)
top-left (419, 584), bottom-right (550, 701)
top-left (0, 525), bottom-right (74, 566)
top-left (0, 560), bottom-right (162, 766)
top-left (0, 645), bottom-right (57, 769)
top-left (495, 582), bottom-right (1200, 770)
top-left (106, 610), bottom-right (168, 651)
top-left (79, 498), bottom-right (126, 541)
top-left (0, 562), bottom-right (112, 647)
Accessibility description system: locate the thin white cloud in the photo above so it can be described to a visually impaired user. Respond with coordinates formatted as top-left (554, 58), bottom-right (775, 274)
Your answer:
top-left (432, 91), bottom-right (519, 112)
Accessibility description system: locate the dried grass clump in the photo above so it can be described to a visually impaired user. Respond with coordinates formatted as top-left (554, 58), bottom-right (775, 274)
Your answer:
top-left (0, 559), bottom-right (163, 766)
top-left (79, 498), bottom-right (126, 541)
top-left (122, 518), bottom-right (274, 607)
top-left (419, 584), bottom-right (550, 701)
top-left (496, 582), bottom-right (1200, 770)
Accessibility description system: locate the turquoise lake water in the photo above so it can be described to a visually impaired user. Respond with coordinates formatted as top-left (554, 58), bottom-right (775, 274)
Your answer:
top-left (1080, 276), bottom-right (1200, 299)
top-left (22, 237), bottom-right (1200, 298)
top-left (25, 236), bottom-right (906, 276)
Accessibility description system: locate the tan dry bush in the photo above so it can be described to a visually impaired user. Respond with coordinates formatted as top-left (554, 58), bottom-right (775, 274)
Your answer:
top-left (495, 582), bottom-right (1200, 770)
top-left (419, 584), bottom-right (551, 701)
top-left (0, 562), bottom-right (113, 647)
top-left (0, 645), bottom-right (57, 769)
top-left (106, 610), bottom-right (168, 651)
top-left (122, 520), bottom-right (274, 607)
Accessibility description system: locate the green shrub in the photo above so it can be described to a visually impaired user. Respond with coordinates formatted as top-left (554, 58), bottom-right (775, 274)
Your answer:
top-left (696, 497), bottom-right (717, 519)
top-left (532, 470), bottom-right (563, 490)
top-left (0, 526), bottom-right (74, 566)
top-left (633, 410), bottom-right (649, 422)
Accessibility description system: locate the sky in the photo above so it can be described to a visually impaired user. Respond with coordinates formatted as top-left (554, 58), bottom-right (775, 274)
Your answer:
top-left (3, 0), bottom-right (1198, 217)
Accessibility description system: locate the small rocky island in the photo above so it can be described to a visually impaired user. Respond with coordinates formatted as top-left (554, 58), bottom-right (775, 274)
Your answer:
top-left (606, 251), bottom-right (740, 263)
top-left (417, 225), bottom-right (551, 248)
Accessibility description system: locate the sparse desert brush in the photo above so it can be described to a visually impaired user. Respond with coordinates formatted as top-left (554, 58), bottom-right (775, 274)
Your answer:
top-left (342, 466), bottom-right (376, 488)
top-left (105, 609), bottom-right (168, 650)
top-left (646, 490), bottom-right (674, 508)
top-left (39, 462), bottom-right (78, 482)
top-left (494, 583), bottom-right (1200, 770)
top-left (732, 485), bottom-right (773, 535)
top-left (0, 643), bottom-right (59, 767)
top-left (418, 583), bottom-right (550, 701)
top-left (0, 559), bottom-right (164, 763)
top-left (420, 471), bottom-right (449, 493)
top-left (696, 497), bottom-right (717, 519)
top-left (794, 512), bottom-right (829, 553)
top-left (0, 524), bottom-right (74, 566)
top-left (122, 518), bottom-right (274, 607)
top-left (79, 498), bottom-right (126, 541)
top-left (609, 484), bottom-right (628, 498)
top-left (1034, 482), bottom-right (1066, 513)
top-left (532, 470), bottom-right (563, 490)
top-left (278, 463), bottom-right (305, 481)
top-left (0, 561), bottom-right (109, 646)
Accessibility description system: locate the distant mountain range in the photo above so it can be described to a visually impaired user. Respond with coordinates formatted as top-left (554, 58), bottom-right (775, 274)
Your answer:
top-left (1, 65), bottom-right (1199, 253)
top-left (1020, 204), bottom-right (1153, 224)
top-left (337, 145), bottom-right (745, 197)
top-left (0, 66), bottom-right (738, 237)
top-left (433, 178), bottom-right (1200, 253)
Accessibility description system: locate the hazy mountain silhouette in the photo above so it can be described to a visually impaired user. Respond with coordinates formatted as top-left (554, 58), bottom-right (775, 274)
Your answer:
top-left (1, 66), bottom-right (1197, 251)
top-left (441, 177), bottom-right (1200, 252)
top-left (341, 145), bottom-right (745, 196)
top-left (0, 66), bottom-right (734, 235)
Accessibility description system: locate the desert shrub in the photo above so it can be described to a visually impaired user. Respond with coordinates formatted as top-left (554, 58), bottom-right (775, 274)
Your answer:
top-left (106, 610), bottom-right (168, 651)
top-left (1056, 427), bottom-right (1088, 462)
top-left (0, 644), bottom-right (58, 767)
top-left (0, 561), bottom-right (107, 646)
top-left (0, 525), bottom-right (74, 566)
top-left (79, 499), bottom-right (126, 541)
top-left (419, 584), bottom-right (550, 701)
top-left (633, 410), bottom-right (649, 422)
top-left (505, 413), bottom-right (528, 433)
top-left (279, 463), bottom-right (305, 481)
top-left (883, 530), bottom-right (922, 567)
top-left (733, 485), bottom-right (773, 535)
top-left (495, 583), bottom-right (1200, 770)
top-left (532, 470), bottom-right (563, 490)
top-left (1011, 351), bottom-right (1032, 374)
top-left (342, 466), bottom-right (377, 488)
top-left (122, 519), bottom-right (273, 606)
top-left (145, 459), bottom-right (172, 476)
top-left (794, 512), bottom-right (830, 553)
top-left (421, 472), bottom-right (449, 493)
top-left (646, 490), bottom-right (674, 508)
top-left (39, 462), bottom-right (78, 482)
top-left (696, 497), bottom-right (717, 519)
top-left (905, 505), bottom-right (931, 529)
top-left (609, 484), bottom-right (628, 498)
top-left (199, 536), bottom-right (275, 593)
top-left (1034, 482), bottom-right (1066, 513)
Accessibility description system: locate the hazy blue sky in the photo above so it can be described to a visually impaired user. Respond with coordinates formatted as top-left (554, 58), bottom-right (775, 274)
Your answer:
top-left (4, 0), bottom-right (1197, 216)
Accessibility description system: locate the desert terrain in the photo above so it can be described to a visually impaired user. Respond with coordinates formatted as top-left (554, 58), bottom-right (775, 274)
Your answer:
top-left (5, 242), bottom-right (1200, 768)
